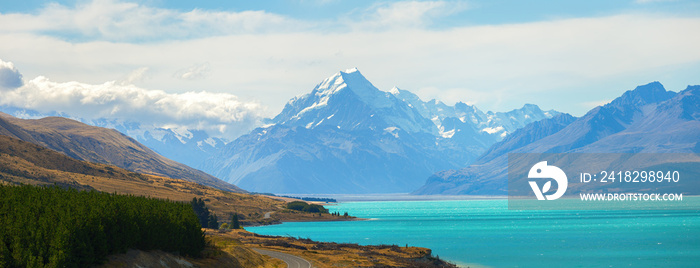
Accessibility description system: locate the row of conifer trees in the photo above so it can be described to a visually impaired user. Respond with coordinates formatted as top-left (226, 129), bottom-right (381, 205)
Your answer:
top-left (0, 184), bottom-right (206, 268)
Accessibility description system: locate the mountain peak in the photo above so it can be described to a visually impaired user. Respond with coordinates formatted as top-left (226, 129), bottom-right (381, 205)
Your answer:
top-left (339, 68), bottom-right (371, 87)
top-left (390, 86), bottom-right (423, 103)
top-left (332, 68), bottom-right (395, 110)
top-left (343, 67), bottom-right (359, 74)
top-left (682, 85), bottom-right (700, 95)
top-left (274, 69), bottom-right (434, 133)
top-left (315, 68), bottom-right (373, 95)
top-left (608, 81), bottom-right (675, 109)
top-left (390, 86), bottom-right (400, 95)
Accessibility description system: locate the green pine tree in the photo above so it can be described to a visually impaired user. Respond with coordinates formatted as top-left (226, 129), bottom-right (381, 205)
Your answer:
top-left (231, 213), bottom-right (241, 229)
top-left (208, 214), bottom-right (219, 229)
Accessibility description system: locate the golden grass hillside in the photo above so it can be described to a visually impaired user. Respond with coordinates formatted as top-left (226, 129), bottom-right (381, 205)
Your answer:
top-left (0, 134), bottom-right (454, 267)
top-left (0, 112), bottom-right (241, 192)
top-left (215, 229), bottom-right (457, 268)
top-left (0, 134), bottom-right (347, 225)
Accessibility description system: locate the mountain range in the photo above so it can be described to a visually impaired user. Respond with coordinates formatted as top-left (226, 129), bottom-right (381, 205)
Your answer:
top-left (0, 112), bottom-right (242, 192)
top-left (0, 106), bottom-right (227, 171)
top-left (414, 82), bottom-right (700, 195)
top-left (1, 68), bottom-right (556, 194)
top-left (4, 67), bottom-right (692, 196)
top-left (201, 68), bottom-right (557, 193)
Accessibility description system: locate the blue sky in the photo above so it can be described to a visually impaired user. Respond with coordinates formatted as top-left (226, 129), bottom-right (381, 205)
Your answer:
top-left (0, 0), bottom-right (699, 139)
top-left (5, 0), bottom-right (699, 26)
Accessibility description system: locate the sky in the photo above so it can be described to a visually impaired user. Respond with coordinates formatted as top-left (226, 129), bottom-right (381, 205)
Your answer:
top-left (1, 0), bottom-right (699, 139)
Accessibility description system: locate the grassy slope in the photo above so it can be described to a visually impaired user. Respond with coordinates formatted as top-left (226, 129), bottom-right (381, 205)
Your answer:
top-left (0, 124), bottom-right (448, 266)
top-left (0, 134), bottom-right (343, 266)
top-left (0, 112), bottom-right (242, 192)
top-left (220, 229), bottom-right (457, 268)
top-left (0, 134), bottom-right (346, 224)
top-left (99, 238), bottom-right (284, 268)
top-left (102, 228), bottom-right (455, 268)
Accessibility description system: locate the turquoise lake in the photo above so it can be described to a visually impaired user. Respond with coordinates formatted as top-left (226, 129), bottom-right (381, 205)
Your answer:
top-left (247, 199), bottom-right (700, 267)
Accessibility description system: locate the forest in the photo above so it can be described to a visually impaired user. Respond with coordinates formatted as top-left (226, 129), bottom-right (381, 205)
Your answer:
top-left (0, 184), bottom-right (205, 267)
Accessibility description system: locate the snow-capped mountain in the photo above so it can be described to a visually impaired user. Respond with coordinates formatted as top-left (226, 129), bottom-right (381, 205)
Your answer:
top-left (391, 87), bottom-right (559, 141)
top-left (1, 67), bottom-right (560, 194)
top-left (202, 69), bottom-right (558, 193)
top-left (101, 121), bottom-right (227, 170)
top-left (414, 82), bottom-right (700, 195)
top-left (273, 68), bottom-right (437, 134)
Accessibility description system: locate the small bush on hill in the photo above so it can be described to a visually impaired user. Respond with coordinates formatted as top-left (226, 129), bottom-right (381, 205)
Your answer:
top-left (286, 201), bottom-right (329, 213)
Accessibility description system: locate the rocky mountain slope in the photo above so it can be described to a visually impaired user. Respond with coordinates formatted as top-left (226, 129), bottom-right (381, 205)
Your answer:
top-left (414, 82), bottom-right (700, 195)
top-left (204, 68), bottom-right (557, 193)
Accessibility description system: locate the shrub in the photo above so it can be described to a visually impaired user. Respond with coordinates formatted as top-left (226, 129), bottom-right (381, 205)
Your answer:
top-left (286, 201), bottom-right (309, 211)
top-left (285, 201), bottom-right (329, 213)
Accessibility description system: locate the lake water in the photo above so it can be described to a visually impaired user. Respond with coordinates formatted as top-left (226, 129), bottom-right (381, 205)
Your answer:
top-left (247, 199), bottom-right (700, 267)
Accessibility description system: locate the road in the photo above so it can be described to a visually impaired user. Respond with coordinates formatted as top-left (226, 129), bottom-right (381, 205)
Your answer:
top-left (253, 248), bottom-right (312, 268)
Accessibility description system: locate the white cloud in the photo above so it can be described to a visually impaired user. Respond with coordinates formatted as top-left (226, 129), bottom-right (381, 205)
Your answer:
top-left (0, 1), bottom-right (698, 117)
top-left (0, 59), bottom-right (23, 89)
top-left (347, 1), bottom-right (468, 30)
top-left (174, 63), bottom-right (211, 80)
top-left (119, 67), bottom-right (149, 85)
top-left (0, 0), bottom-right (466, 40)
top-left (0, 0), bottom-right (306, 41)
top-left (0, 61), bottom-right (265, 139)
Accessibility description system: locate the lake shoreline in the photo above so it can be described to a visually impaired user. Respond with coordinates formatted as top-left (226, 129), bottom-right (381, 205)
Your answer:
top-left (243, 215), bottom-right (368, 227)
top-left (273, 193), bottom-right (508, 202)
top-left (226, 229), bottom-right (459, 267)
top-left (248, 198), bottom-right (700, 267)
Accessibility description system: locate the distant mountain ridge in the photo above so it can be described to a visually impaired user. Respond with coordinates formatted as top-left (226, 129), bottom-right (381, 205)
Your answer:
top-left (203, 68), bottom-right (558, 193)
top-left (86, 119), bottom-right (228, 170)
top-left (0, 106), bottom-right (227, 171)
top-left (391, 87), bottom-right (558, 140)
top-left (414, 82), bottom-right (700, 195)
top-left (0, 113), bottom-right (243, 192)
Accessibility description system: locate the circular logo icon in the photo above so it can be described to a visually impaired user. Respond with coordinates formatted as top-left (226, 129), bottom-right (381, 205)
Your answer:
top-left (528, 161), bottom-right (568, 200)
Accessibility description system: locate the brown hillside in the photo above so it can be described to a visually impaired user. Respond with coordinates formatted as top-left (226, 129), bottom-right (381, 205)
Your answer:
top-left (0, 134), bottom-right (436, 267)
top-left (0, 134), bottom-right (346, 225)
top-left (0, 112), bottom-right (242, 193)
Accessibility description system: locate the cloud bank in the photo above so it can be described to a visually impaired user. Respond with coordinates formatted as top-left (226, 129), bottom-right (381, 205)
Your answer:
top-left (0, 59), bottom-right (264, 139)
top-left (348, 1), bottom-right (469, 30)
top-left (0, 0), bottom-right (699, 117)
top-left (0, 60), bottom-right (23, 89)
top-left (174, 63), bottom-right (211, 80)
top-left (0, 0), bottom-right (305, 41)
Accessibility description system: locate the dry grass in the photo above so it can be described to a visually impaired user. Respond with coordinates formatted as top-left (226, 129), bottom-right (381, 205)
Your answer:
top-left (0, 112), bottom-right (242, 192)
top-left (99, 231), bottom-right (284, 268)
top-left (0, 134), bottom-right (350, 225)
top-left (0, 134), bottom-right (452, 267)
top-left (190, 230), bottom-right (285, 268)
top-left (218, 229), bottom-right (457, 268)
